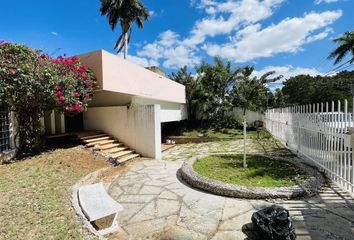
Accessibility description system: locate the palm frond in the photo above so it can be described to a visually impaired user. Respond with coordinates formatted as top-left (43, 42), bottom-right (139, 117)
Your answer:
top-left (99, 0), bottom-right (150, 53)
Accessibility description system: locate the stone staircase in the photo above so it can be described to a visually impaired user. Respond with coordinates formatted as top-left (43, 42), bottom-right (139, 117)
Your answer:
top-left (78, 131), bottom-right (140, 165)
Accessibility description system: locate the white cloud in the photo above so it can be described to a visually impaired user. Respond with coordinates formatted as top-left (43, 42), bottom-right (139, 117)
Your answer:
top-left (118, 53), bottom-right (158, 67)
top-left (314, 0), bottom-right (344, 4)
top-left (305, 27), bottom-right (333, 43)
top-left (137, 30), bottom-right (201, 69)
top-left (131, 1), bottom-right (342, 69)
top-left (51, 31), bottom-right (59, 36)
top-left (184, 0), bottom-right (284, 47)
top-left (204, 10), bottom-right (342, 62)
top-left (149, 10), bottom-right (156, 17)
top-left (253, 65), bottom-right (323, 82)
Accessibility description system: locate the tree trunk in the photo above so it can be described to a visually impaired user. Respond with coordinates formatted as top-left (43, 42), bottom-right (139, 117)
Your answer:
top-left (243, 112), bottom-right (247, 168)
top-left (124, 32), bottom-right (128, 59)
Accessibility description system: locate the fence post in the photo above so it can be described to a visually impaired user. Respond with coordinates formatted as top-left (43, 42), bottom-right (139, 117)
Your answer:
top-left (347, 127), bottom-right (354, 193)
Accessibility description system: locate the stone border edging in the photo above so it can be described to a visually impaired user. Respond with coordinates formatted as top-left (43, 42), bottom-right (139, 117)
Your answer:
top-left (180, 154), bottom-right (326, 199)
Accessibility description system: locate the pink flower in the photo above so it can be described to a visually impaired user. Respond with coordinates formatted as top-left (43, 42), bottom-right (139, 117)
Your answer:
top-left (68, 106), bottom-right (75, 112)
top-left (0, 41), bottom-right (9, 46)
top-left (77, 65), bottom-right (88, 73)
top-left (8, 68), bottom-right (15, 75)
top-left (75, 103), bottom-right (82, 112)
top-left (63, 59), bottom-right (72, 66)
top-left (74, 92), bottom-right (80, 98)
top-left (56, 85), bottom-right (62, 90)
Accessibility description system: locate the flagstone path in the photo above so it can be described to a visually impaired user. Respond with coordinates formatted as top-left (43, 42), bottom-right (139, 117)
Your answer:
top-left (105, 139), bottom-right (354, 240)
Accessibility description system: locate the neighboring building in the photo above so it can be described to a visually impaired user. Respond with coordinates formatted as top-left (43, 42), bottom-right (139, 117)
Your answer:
top-left (44, 50), bottom-right (187, 159)
top-left (145, 66), bottom-right (165, 77)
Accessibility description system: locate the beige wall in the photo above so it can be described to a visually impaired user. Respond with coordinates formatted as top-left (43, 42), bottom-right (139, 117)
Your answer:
top-left (77, 50), bottom-right (104, 90)
top-left (83, 105), bottom-right (162, 159)
top-left (78, 50), bottom-right (186, 104)
top-left (89, 90), bottom-right (134, 107)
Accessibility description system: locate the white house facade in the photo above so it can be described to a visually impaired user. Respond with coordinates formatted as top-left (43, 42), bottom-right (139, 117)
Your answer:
top-left (44, 50), bottom-right (187, 159)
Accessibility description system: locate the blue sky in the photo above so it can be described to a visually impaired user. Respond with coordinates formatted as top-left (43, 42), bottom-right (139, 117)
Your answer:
top-left (1, 0), bottom-right (353, 84)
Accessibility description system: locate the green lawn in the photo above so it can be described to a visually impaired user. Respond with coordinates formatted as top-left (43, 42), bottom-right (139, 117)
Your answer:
top-left (181, 128), bottom-right (271, 139)
top-left (193, 154), bottom-right (308, 187)
top-left (0, 147), bottom-right (109, 240)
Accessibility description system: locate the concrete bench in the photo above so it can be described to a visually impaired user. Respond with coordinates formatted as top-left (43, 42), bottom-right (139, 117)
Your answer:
top-left (78, 183), bottom-right (123, 235)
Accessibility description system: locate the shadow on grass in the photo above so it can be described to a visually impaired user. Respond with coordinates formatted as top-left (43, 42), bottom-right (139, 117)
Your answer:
top-left (4, 134), bottom-right (81, 164)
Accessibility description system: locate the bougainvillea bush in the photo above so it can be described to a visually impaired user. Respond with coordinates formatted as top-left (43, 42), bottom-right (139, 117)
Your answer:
top-left (0, 41), bottom-right (96, 153)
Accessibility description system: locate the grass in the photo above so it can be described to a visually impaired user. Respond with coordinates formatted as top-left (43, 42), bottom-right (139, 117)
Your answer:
top-left (0, 146), bottom-right (109, 240)
top-left (193, 154), bottom-right (308, 187)
top-left (181, 128), bottom-right (271, 139)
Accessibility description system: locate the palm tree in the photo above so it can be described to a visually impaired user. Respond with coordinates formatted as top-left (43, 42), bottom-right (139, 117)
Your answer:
top-left (99, 0), bottom-right (149, 59)
top-left (328, 31), bottom-right (354, 65)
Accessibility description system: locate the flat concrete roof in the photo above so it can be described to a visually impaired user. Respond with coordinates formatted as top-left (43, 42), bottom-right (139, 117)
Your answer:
top-left (78, 50), bottom-right (186, 104)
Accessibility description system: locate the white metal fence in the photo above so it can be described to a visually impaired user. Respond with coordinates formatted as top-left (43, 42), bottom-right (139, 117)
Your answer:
top-left (265, 99), bottom-right (354, 194)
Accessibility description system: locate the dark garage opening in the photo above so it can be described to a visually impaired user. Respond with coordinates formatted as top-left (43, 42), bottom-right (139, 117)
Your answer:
top-left (65, 113), bottom-right (84, 132)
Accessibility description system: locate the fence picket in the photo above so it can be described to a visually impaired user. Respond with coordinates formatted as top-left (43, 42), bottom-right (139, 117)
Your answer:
top-left (265, 98), bottom-right (354, 195)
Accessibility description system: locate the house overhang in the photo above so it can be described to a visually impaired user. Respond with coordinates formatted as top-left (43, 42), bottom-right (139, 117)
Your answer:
top-left (78, 50), bottom-right (186, 104)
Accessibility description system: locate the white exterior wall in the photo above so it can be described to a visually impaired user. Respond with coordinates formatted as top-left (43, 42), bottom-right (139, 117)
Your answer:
top-left (83, 105), bottom-right (161, 159)
top-left (132, 96), bottom-right (187, 123)
top-left (233, 107), bottom-right (264, 125)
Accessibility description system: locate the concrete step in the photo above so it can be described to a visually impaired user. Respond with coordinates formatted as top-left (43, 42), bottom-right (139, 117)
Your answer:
top-left (86, 139), bottom-right (116, 147)
top-left (84, 136), bottom-right (111, 143)
top-left (102, 147), bottom-right (128, 154)
top-left (99, 143), bottom-right (123, 150)
top-left (80, 133), bottom-right (108, 140)
top-left (110, 150), bottom-right (134, 159)
top-left (117, 154), bottom-right (140, 164)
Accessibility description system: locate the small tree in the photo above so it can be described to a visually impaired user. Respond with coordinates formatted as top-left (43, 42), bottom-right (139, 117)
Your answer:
top-left (195, 57), bottom-right (238, 128)
top-left (232, 66), bottom-right (280, 116)
top-left (232, 66), bottom-right (281, 167)
top-left (0, 42), bottom-right (95, 154)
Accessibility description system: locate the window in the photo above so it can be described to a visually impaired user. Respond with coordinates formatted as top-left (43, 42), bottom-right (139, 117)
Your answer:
top-left (0, 107), bottom-right (10, 152)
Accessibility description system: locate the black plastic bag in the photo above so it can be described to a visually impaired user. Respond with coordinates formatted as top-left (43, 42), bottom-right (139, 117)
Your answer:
top-left (251, 205), bottom-right (296, 240)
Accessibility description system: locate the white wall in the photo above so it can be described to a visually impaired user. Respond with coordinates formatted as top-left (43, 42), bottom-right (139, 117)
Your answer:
top-left (132, 96), bottom-right (187, 123)
top-left (83, 105), bottom-right (161, 159)
top-left (233, 107), bottom-right (264, 125)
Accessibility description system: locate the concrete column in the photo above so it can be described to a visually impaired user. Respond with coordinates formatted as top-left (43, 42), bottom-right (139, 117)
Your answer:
top-left (153, 104), bottom-right (162, 159)
top-left (55, 112), bottom-right (65, 134)
top-left (9, 111), bottom-right (18, 149)
top-left (44, 110), bottom-right (56, 135)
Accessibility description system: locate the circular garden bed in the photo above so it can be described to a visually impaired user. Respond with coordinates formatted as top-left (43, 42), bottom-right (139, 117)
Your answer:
top-left (180, 154), bottom-right (325, 199)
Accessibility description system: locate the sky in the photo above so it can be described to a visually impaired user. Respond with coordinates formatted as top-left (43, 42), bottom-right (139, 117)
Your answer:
top-left (0, 0), bottom-right (353, 89)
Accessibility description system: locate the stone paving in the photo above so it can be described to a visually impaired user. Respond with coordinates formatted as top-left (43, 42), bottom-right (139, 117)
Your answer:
top-left (162, 138), bottom-right (288, 162)
top-left (106, 139), bottom-right (354, 240)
